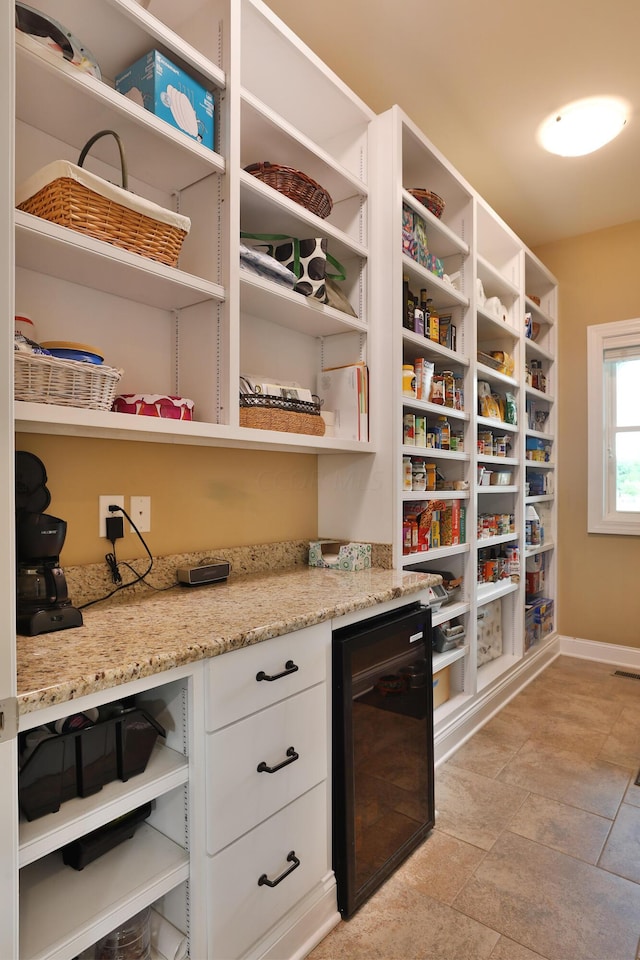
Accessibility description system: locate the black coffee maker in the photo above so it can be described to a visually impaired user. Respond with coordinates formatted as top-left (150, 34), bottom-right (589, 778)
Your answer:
top-left (16, 453), bottom-right (83, 636)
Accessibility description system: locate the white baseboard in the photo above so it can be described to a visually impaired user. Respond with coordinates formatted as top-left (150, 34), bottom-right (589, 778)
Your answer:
top-left (254, 873), bottom-right (339, 960)
top-left (558, 635), bottom-right (640, 669)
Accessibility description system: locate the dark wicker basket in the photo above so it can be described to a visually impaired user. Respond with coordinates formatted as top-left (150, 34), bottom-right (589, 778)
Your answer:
top-left (239, 393), bottom-right (325, 436)
top-left (244, 162), bottom-right (333, 219)
top-left (408, 188), bottom-right (446, 220)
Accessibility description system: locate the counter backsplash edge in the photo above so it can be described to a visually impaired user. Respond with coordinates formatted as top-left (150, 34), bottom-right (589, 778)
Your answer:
top-left (65, 540), bottom-right (394, 608)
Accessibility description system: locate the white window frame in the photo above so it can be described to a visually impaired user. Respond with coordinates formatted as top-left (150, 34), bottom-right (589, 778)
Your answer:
top-left (587, 317), bottom-right (640, 535)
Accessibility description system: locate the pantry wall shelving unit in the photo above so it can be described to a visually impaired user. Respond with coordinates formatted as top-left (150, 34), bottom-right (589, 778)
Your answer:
top-left (367, 106), bottom-right (559, 743)
top-left (14, 0), bottom-right (375, 456)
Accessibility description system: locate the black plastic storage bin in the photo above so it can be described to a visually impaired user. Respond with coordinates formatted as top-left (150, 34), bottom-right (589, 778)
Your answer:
top-left (19, 708), bottom-right (165, 821)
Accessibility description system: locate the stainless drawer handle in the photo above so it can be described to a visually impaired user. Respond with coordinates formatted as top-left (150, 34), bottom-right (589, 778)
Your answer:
top-left (258, 850), bottom-right (300, 888)
top-left (256, 660), bottom-right (299, 682)
top-left (257, 746), bottom-right (299, 774)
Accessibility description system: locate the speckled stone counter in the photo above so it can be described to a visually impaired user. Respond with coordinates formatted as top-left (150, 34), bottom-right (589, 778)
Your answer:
top-left (17, 565), bottom-right (439, 716)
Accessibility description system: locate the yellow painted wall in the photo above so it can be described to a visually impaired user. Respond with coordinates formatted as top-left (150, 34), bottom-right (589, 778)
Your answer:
top-left (15, 434), bottom-right (318, 566)
top-left (535, 220), bottom-right (640, 648)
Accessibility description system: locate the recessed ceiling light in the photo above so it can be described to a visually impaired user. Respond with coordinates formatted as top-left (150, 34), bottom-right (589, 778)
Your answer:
top-left (538, 96), bottom-right (629, 157)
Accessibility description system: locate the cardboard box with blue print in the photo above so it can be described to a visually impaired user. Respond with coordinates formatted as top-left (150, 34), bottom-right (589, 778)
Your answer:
top-left (308, 540), bottom-right (372, 571)
top-left (115, 51), bottom-right (215, 150)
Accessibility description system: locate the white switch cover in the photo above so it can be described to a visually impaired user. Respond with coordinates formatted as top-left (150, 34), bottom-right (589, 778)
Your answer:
top-left (99, 495), bottom-right (124, 537)
top-left (130, 496), bottom-right (151, 533)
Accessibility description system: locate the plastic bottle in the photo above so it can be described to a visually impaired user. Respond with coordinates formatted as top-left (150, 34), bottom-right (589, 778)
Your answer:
top-left (437, 415), bottom-right (450, 450)
top-left (402, 364), bottom-right (416, 398)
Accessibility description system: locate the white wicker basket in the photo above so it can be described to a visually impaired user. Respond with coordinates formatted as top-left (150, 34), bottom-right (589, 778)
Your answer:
top-left (15, 352), bottom-right (122, 410)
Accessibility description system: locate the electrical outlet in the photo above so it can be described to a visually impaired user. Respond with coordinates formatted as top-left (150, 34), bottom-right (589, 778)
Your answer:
top-left (99, 495), bottom-right (124, 537)
top-left (130, 496), bottom-right (151, 533)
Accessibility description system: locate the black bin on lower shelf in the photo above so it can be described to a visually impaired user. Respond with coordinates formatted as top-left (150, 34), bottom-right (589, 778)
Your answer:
top-left (19, 709), bottom-right (166, 821)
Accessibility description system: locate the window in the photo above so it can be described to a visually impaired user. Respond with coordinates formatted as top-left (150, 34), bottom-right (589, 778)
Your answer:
top-left (587, 318), bottom-right (640, 534)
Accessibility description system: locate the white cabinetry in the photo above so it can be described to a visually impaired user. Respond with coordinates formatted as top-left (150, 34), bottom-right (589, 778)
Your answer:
top-left (14, 0), bottom-right (374, 455)
top-left (17, 666), bottom-right (205, 960)
top-left (368, 106), bottom-right (558, 740)
top-left (204, 622), bottom-right (336, 960)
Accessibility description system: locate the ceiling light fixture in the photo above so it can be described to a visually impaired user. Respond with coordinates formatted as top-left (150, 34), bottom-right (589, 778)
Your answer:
top-left (538, 96), bottom-right (629, 157)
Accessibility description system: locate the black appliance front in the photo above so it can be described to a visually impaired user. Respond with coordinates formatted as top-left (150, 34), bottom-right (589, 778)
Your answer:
top-left (332, 602), bottom-right (435, 918)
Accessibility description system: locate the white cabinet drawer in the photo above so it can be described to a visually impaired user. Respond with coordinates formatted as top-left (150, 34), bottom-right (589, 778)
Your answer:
top-left (206, 683), bottom-right (327, 855)
top-left (207, 782), bottom-right (329, 960)
top-left (205, 621), bottom-right (329, 731)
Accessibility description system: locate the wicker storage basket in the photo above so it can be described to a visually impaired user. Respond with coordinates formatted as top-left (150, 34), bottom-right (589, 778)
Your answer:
top-left (16, 131), bottom-right (191, 267)
top-left (15, 352), bottom-right (122, 410)
top-left (239, 394), bottom-right (325, 436)
top-left (408, 188), bottom-right (446, 219)
top-left (244, 162), bottom-right (333, 219)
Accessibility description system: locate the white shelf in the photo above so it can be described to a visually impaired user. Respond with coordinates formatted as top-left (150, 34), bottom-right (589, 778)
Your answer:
top-left (477, 580), bottom-right (519, 605)
top-left (15, 211), bottom-right (225, 311)
top-left (477, 416), bottom-right (518, 434)
top-left (433, 643), bottom-right (468, 672)
top-left (403, 446), bottom-right (469, 461)
top-left (476, 362), bottom-right (519, 388)
top-left (477, 485), bottom-right (518, 494)
top-left (525, 297), bottom-right (555, 326)
top-left (15, 37), bottom-right (225, 195)
top-left (525, 338), bottom-right (553, 362)
top-left (477, 455), bottom-right (519, 466)
top-left (525, 541), bottom-right (555, 558)
top-left (477, 308), bottom-right (520, 342)
top-left (525, 460), bottom-right (555, 470)
top-left (477, 533), bottom-right (518, 549)
top-left (526, 428), bottom-right (555, 442)
top-left (240, 271), bottom-right (366, 336)
top-left (240, 170), bottom-right (368, 264)
top-left (402, 490), bottom-right (470, 502)
top-left (401, 189), bottom-right (469, 258)
top-left (432, 602), bottom-right (469, 629)
top-left (477, 653), bottom-right (520, 692)
top-left (15, 401), bottom-right (374, 453)
top-left (525, 386), bottom-right (555, 404)
top-left (402, 328), bottom-right (469, 367)
top-left (19, 744), bottom-right (188, 868)
top-left (401, 255), bottom-right (469, 310)
top-left (402, 543), bottom-right (470, 566)
top-left (477, 254), bottom-right (520, 300)
top-left (404, 399), bottom-right (469, 421)
top-left (526, 495), bottom-right (554, 505)
top-left (19, 823), bottom-right (189, 960)
top-left (241, 89), bottom-right (368, 203)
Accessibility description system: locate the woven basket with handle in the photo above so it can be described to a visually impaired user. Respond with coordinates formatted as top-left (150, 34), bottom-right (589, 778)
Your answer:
top-left (17, 130), bottom-right (189, 266)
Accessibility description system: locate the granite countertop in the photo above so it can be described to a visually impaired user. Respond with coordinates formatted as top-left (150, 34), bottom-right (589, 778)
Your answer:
top-left (17, 565), bottom-right (439, 715)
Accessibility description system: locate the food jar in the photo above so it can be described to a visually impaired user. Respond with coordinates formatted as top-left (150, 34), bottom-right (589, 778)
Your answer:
top-left (402, 364), bottom-right (416, 398)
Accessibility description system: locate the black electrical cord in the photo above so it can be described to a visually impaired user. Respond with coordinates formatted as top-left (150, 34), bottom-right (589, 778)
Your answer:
top-left (79, 505), bottom-right (157, 610)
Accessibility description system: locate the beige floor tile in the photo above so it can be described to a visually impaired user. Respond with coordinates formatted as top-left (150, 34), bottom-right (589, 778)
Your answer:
top-left (435, 764), bottom-right (528, 850)
top-left (447, 726), bottom-right (521, 779)
top-left (599, 802), bottom-right (640, 883)
top-left (387, 827), bottom-right (486, 905)
top-left (307, 882), bottom-right (500, 960)
top-left (489, 936), bottom-right (549, 960)
top-left (497, 738), bottom-right (631, 817)
top-left (454, 832), bottom-right (640, 960)
top-left (498, 681), bottom-right (624, 733)
top-left (598, 705), bottom-right (640, 767)
top-left (507, 793), bottom-right (612, 864)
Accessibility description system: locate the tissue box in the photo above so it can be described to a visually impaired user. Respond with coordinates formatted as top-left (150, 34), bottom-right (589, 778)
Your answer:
top-left (116, 50), bottom-right (214, 150)
top-left (308, 540), bottom-right (372, 571)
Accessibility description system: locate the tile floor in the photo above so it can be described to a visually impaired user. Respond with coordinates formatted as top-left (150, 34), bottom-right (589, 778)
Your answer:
top-left (309, 655), bottom-right (640, 960)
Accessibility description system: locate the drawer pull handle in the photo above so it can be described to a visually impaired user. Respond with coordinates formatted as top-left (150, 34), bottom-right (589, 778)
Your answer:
top-left (257, 746), bottom-right (299, 774)
top-left (258, 850), bottom-right (300, 888)
top-left (256, 660), bottom-right (299, 682)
